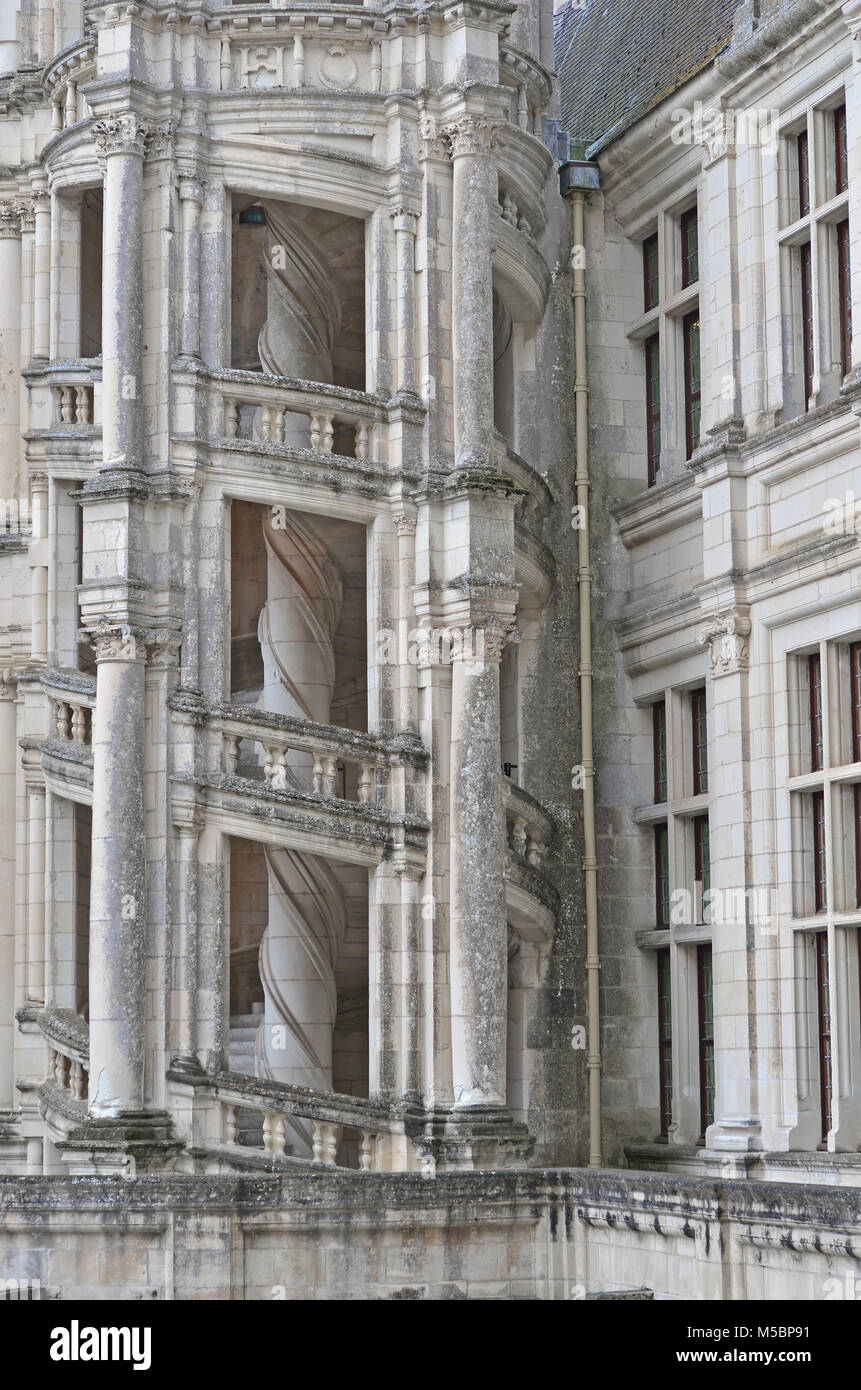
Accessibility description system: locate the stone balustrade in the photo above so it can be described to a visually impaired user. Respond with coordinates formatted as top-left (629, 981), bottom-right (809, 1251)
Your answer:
top-left (180, 1071), bottom-right (417, 1172)
top-left (494, 434), bottom-right (555, 532)
top-left (213, 703), bottom-right (426, 808)
top-left (38, 1007), bottom-right (89, 1105)
top-left (211, 368), bottom-right (386, 462)
top-left (25, 360), bottom-right (101, 433)
top-left (43, 675), bottom-right (95, 749)
top-left (503, 777), bottom-right (553, 869)
top-left (43, 41), bottom-right (97, 132)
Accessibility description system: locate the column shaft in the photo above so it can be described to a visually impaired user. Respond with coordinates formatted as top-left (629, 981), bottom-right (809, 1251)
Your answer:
top-left (0, 205), bottom-right (22, 498)
top-left (97, 116), bottom-right (147, 467)
top-left (26, 784), bottom-right (46, 1003)
top-left (88, 629), bottom-right (147, 1115)
top-left (446, 117), bottom-right (495, 472)
top-left (31, 184), bottom-right (50, 362)
top-left (449, 633), bottom-right (507, 1107)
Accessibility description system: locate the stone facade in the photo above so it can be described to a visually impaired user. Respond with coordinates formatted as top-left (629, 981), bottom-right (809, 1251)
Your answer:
top-left (0, 0), bottom-right (860, 1301)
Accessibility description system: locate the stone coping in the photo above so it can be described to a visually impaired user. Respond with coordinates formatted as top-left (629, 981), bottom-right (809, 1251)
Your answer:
top-left (1, 1166), bottom-right (861, 1227)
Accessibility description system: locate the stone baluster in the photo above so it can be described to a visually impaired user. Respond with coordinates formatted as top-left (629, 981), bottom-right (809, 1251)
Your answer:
top-left (64, 80), bottom-right (77, 128)
top-left (322, 755), bottom-right (337, 797)
top-left (70, 1060), bottom-right (86, 1100)
top-left (224, 398), bottom-right (240, 437)
top-left (359, 1131), bottom-right (375, 1171)
top-left (357, 763), bottom-right (373, 803)
top-left (54, 1050), bottom-right (69, 1089)
top-left (223, 734), bottom-right (240, 774)
top-left (75, 386), bottom-right (91, 424)
top-left (59, 387), bottom-right (74, 422)
top-left (355, 420), bottom-right (370, 460)
top-left (312, 1121), bottom-right (338, 1165)
top-left (292, 34), bottom-right (305, 85)
top-left (55, 701), bottom-right (70, 740)
top-left (312, 754), bottom-right (323, 793)
top-left (264, 744), bottom-right (287, 790)
top-left (510, 817), bottom-right (527, 856)
top-left (71, 705), bottom-right (87, 744)
top-left (222, 1103), bottom-right (237, 1145)
top-left (52, 98), bottom-right (63, 133)
top-left (517, 85), bottom-right (528, 131)
top-left (526, 834), bottom-right (543, 868)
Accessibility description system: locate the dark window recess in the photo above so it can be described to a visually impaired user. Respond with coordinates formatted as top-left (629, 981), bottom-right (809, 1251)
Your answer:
top-left (852, 642), bottom-right (861, 763)
top-left (800, 241), bottom-right (814, 409)
top-left (697, 944), bottom-right (715, 1140)
top-left (657, 948), bottom-right (673, 1137)
top-left (694, 816), bottom-right (711, 923)
top-left (798, 129), bottom-right (810, 217)
top-left (683, 310), bottom-right (701, 457)
top-left (643, 234), bottom-right (660, 312)
top-left (855, 783), bottom-right (861, 910)
top-left (681, 207), bottom-right (699, 289)
top-left (653, 699), bottom-right (668, 803)
top-left (837, 219), bottom-right (852, 381)
top-left (239, 206), bottom-right (265, 224)
top-left (655, 823), bottom-right (670, 929)
top-left (816, 930), bottom-right (832, 1141)
top-left (645, 333), bottom-right (661, 486)
top-left (835, 104), bottom-right (848, 195)
top-left (813, 789), bottom-right (827, 914)
top-left (809, 652), bottom-right (823, 772)
top-left (691, 686), bottom-right (708, 794)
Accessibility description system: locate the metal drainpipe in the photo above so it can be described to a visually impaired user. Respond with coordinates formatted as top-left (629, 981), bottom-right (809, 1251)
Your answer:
top-left (561, 153), bottom-right (602, 1167)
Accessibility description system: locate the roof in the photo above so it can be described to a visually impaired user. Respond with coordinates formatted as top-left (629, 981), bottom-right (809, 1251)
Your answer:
top-left (553, 0), bottom-right (744, 151)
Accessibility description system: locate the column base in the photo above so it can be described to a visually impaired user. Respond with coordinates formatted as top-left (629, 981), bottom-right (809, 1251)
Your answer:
top-left (413, 1106), bottom-right (533, 1172)
top-left (56, 1111), bottom-right (183, 1175)
top-left (704, 1116), bottom-right (762, 1152)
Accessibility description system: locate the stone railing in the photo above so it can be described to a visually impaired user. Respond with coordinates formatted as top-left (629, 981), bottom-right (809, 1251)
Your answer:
top-left (25, 360), bottom-right (101, 432)
top-left (43, 40), bottom-right (97, 132)
top-left (494, 434), bottom-right (554, 533)
top-left (38, 1007), bottom-right (89, 1105)
top-left (209, 368), bottom-right (387, 462)
top-left (175, 1070), bottom-right (420, 1173)
top-left (42, 671), bottom-right (96, 749)
top-left (503, 776), bottom-right (553, 870)
top-left (212, 703), bottom-right (426, 809)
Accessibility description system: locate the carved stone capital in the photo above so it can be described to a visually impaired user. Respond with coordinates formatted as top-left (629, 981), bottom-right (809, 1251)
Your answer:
top-left (83, 619), bottom-right (147, 664)
top-left (480, 617), bottom-right (518, 665)
top-left (29, 185), bottom-right (50, 212)
top-left (94, 112), bottom-right (149, 159)
top-left (0, 667), bottom-right (19, 700)
top-left (697, 610), bottom-right (751, 677)
top-left (177, 161), bottom-right (206, 201)
top-left (0, 202), bottom-right (21, 239)
top-left (393, 509), bottom-right (418, 536)
top-left (418, 114), bottom-right (448, 162)
top-left (16, 201), bottom-right (34, 234)
top-left (442, 115), bottom-right (495, 159)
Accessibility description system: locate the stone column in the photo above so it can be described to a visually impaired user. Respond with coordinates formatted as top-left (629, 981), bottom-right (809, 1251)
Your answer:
top-left (178, 164), bottom-right (204, 359)
top-left (448, 619), bottom-right (509, 1108)
top-left (444, 115), bottom-right (495, 473)
top-left (87, 621), bottom-right (147, 1116)
top-left (30, 180), bottom-right (50, 362)
top-left (172, 818), bottom-right (201, 1073)
top-left (95, 114), bottom-right (147, 468)
top-left (698, 607), bottom-right (760, 1152)
top-left (390, 206), bottom-right (418, 396)
top-left (0, 203), bottom-right (22, 499)
top-left (0, 672), bottom-right (15, 1106)
top-left (25, 781), bottom-right (46, 1005)
top-left (29, 473), bottom-right (48, 662)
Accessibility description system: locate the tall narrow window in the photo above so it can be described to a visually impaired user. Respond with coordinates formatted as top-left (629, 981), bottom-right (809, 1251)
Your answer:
top-left (694, 816), bottom-right (711, 922)
top-left (852, 643), bottom-right (861, 763)
top-left (697, 943), bottom-right (714, 1139)
top-left (680, 207), bottom-right (699, 289)
top-left (813, 790), bottom-right (827, 913)
top-left (691, 686), bottom-right (708, 794)
top-left (655, 823), bottom-right (670, 929)
top-left (798, 129), bottom-right (810, 216)
top-left (809, 652), bottom-right (823, 772)
top-left (643, 233), bottom-right (659, 312)
top-left (816, 930), bottom-right (832, 1140)
top-left (657, 948), bottom-right (673, 1137)
top-left (800, 241), bottom-right (814, 408)
top-left (645, 333), bottom-right (661, 486)
top-left (854, 783), bottom-right (861, 909)
top-left (835, 104), bottom-right (848, 195)
top-left (653, 699), bottom-right (668, 803)
top-left (683, 311), bottom-right (701, 457)
top-left (837, 219), bottom-right (852, 381)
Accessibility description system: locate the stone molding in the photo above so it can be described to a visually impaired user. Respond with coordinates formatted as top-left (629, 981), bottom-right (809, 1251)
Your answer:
top-left (82, 619), bottom-right (181, 665)
top-left (94, 112), bottom-right (149, 159)
top-left (697, 609), bottom-right (751, 677)
top-left (0, 201), bottom-right (22, 238)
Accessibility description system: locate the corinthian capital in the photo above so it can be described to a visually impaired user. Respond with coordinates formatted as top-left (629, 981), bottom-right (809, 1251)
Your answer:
top-left (94, 112), bottom-right (149, 159)
top-left (84, 618), bottom-right (146, 663)
top-left (697, 609), bottom-right (751, 678)
top-left (0, 202), bottom-right (21, 239)
top-left (443, 115), bottom-right (495, 159)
